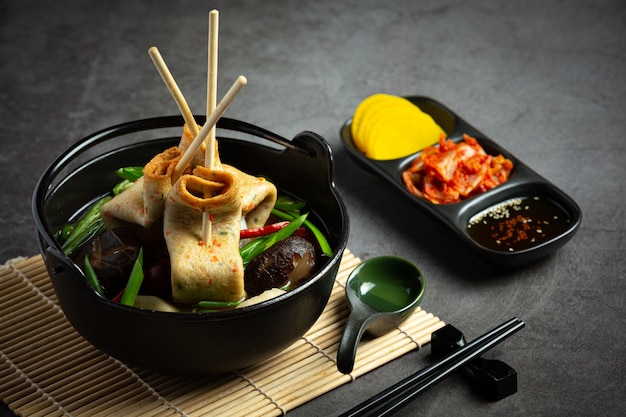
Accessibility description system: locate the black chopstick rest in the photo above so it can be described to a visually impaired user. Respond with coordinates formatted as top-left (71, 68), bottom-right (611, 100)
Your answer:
top-left (431, 324), bottom-right (518, 401)
top-left (467, 357), bottom-right (518, 401)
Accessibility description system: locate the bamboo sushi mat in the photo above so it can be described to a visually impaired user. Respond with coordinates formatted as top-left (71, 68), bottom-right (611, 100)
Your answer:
top-left (0, 250), bottom-right (445, 417)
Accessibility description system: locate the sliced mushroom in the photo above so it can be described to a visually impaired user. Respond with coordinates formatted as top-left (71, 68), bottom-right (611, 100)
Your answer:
top-left (73, 227), bottom-right (141, 298)
top-left (244, 235), bottom-right (316, 297)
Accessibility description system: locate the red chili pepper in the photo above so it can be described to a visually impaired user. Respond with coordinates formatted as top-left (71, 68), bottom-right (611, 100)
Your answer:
top-left (112, 288), bottom-right (124, 303)
top-left (240, 221), bottom-right (290, 239)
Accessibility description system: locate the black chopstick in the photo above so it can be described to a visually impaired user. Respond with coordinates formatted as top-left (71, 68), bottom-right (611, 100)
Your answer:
top-left (338, 317), bottom-right (525, 417)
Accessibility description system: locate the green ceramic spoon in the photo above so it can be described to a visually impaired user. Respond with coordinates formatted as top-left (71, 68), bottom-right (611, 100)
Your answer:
top-left (337, 256), bottom-right (426, 374)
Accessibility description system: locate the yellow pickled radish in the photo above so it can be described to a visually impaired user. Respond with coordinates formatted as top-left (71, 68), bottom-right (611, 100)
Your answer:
top-left (351, 94), bottom-right (390, 151)
top-left (354, 94), bottom-right (403, 145)
top-left (351, 94), bottom-right (445, 160)
top-left (360, 101), bottom-right (411, 153)
top-left (370, 111), bottom-right (440, 160)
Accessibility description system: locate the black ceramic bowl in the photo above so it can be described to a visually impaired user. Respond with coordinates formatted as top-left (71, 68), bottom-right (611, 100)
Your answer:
top-left (341, 96), bottom-right (581, 268)
top-left (32, 116), bottom-right (349, 374)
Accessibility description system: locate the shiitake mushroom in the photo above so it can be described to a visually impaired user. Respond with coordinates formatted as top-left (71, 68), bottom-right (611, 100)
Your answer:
top-left (244, 235), bottom-right (317, 297)
top-left (73, 226), bottom-right (172, 299)
top-left (73, 227), bottom-right (141, 298)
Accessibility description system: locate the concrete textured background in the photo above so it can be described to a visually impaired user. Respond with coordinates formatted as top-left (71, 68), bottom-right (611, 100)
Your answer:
top-left (1, 0), bottom-right (624, 415)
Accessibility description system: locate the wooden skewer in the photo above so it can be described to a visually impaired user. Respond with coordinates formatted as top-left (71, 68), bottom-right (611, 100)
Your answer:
top-left (206, 9), bottom-right (219, 169)
top-left (171, 75), bottom-right (247, 184)
top-left (147, 46), bottom-right (199, 138)
top-left (202, 9), bottom-right (219, 245)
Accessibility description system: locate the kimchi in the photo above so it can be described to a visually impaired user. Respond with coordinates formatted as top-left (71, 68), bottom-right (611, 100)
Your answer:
top-left (402, 134), bottom-right (513, 204)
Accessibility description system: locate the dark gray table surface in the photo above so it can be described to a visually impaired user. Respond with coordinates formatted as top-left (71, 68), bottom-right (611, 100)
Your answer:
top-left (1, 0), bottom-right (624, 416)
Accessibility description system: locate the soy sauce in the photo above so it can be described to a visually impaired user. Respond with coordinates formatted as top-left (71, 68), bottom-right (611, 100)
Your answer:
top-left (467, 196), bottom-right (572, 252)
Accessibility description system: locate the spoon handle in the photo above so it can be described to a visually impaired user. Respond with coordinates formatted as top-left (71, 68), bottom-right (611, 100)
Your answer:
top-left (337, 310), bottom-right (373, 374)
